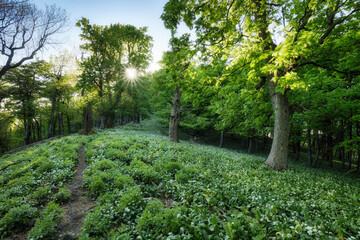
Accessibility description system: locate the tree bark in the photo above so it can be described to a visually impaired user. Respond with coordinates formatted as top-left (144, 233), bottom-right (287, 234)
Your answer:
top-left (248, 138), bottom-right (254, 154)
top-left (67, 115), bottom-right (71, 134)
top-left (340, 120), bottom-right (345, 169)
top-left (313, 131), bottom-right (320, 168)
top-left (48, 92), bottom-right (57, 138)
top-left (24, 119), bottom-right (31, 145)
top-left (264, 79), bottom-right (290, 170)
top-left (253, 0), bottom-right (289, 170)
top-left (58, 112), bottom-right (63, 135)
top-left (307, 128), bottom-right (312, 166)
top-left (84, 102), bottom-right (93, 134)
top-left (348, 120), bottom-right (353, 170)
top-left (356, 123), bottom-right (360, 171)
top-left (327, 133), bottom-right (333, 167)
top-left (219, 131), bottom-right (224, 148)
top-left (35, 119), bottom-right (41, 141)
top-left (169, 85), bottom-right (181, 142)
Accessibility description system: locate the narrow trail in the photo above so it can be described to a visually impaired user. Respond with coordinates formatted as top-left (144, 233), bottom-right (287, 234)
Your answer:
top-left (56, 146), bottom-right (94, 240)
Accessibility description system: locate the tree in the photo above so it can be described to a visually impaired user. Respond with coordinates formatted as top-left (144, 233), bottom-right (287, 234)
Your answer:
top-left (0, 0), bottom-right (68, 79)
top-left (162, 35), bottom-right (192, 142)
top-left (76, 18), bottom-right (153, 128)
top-left (5, 61), bottom-right (48, 145)
top-left (161, 0), bottom-right (360, 170)
top-left (45, 50), bottom-right (76, 137)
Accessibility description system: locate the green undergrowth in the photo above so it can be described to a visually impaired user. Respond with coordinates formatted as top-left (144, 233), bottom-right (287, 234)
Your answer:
top-left (81, 129), bottom-right (360, 240)
top-left (0, 135), bottom-right (87, 239)
top-left (1, 129), bottom-right (359, 239)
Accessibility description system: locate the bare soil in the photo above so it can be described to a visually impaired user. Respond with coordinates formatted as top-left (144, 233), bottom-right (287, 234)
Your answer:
top-left (55, 146), bottom-right (94, 240)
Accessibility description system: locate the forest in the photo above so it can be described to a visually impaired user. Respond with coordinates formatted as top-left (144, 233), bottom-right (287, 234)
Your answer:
top-left (0, 0), bottom-right (360, 239)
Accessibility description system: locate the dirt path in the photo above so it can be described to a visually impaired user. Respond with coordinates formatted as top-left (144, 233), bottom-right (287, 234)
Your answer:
top-left (56, 146), bottom-right (94, 240)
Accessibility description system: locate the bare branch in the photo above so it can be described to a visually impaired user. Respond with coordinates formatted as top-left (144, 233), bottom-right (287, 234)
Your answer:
top-left (0, 1), bottom-right (68, 79)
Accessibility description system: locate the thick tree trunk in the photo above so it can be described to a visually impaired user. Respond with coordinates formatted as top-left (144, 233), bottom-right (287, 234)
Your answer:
top-left (24, 120), bottom-right (31, 145)
top-left (252, 0), bottom-right (289, 170)
top-left (105, 112), bottom-right (116, 128)
top-left (35, 119), bottom-right (41, 141)
top-left (84, 102), bottom-right (93, 134)
top-left (264, 80), bottom-right (290, 170)
top-left (169, 86), bottom-right (181, 143)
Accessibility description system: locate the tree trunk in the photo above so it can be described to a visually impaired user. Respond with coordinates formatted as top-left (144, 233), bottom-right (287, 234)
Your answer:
top-left (356, 123), bottom-right (360, 171)
top-left (67, 115), bottom-right (71, 134)
top-left (169, 85), bottom-right (181, 143)
top-left (327, 133), bottom-right (333, 167)
top-left (105, 111), bottom-right (116, 128)
top-left (340, 120), bottom-right (345, 169)
top-left (264, 80), bottom-right (290, 170)
top-left (307, 128), bottom-right (312, 166)
top-left (313, 131), bottom-right (320, 168)
top-left (48, 92), bottom-right (57, 138)
top-left (35, 119), bottom-right (41, 141)
top-left (24, 120), bottom-right (31, 145)
top-left (219, 131), bottom-right (224, 148)
top-left (84, 102), bottom-right (93, 134)
top-left (58, 112), bottom-right (63, 135)
top-left (348, 120), bottom-right (353, 170)
top-left (248, 138), bottom-right (253, 154)
top-left (252, 0), bottom-right (289, 170)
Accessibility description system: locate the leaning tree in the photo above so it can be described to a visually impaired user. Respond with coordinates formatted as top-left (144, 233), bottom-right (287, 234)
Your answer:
top-left (0, 0), bottom-right (68, 79)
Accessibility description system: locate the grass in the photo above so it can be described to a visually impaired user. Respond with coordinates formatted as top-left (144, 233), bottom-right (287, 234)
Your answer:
top-left (0, 135), bottom-right (87, 239)
top-left (0, 127), bottom-right (359, 239)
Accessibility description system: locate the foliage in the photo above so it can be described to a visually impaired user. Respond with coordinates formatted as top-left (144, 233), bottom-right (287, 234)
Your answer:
top-left (0, 204), bottom-right (38, 238)
top-left (160, 0), bottom-right (360, 170)
top-left (0, 135), bottom-right (86, 237)
top-left (53, 187), bottom-right (71, 204)
top-left (76, 18), bottom-right (153, 128)
top-left (79, 129), bottom-right (360, 239)
top-left (1, 129), bottom-right (360, 239)
top-left (27, 201), bottom-right (63, 240)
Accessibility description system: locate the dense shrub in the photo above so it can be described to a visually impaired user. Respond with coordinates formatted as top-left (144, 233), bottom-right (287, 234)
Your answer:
top-left (137, 199), bottom-right (189, 237)
top-left (81, 187), bottom-right (145, 238)
top-left (53, 187), bottom-right (71, 204)
top-left (0, 204), bottom-right (38, 238)
top-left (0, 135), bottom-right (86, 239)
top-left (28, 201), bottom-right (63, 240)
top-left (130, 159), bottom-right (162, 184)
top-left (175, 166), bottom-right (200, 184)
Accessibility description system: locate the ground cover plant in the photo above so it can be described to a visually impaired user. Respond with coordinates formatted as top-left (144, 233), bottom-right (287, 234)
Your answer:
top-left (81, 129), bottom-right (360, 239)
top-left (0, 135), bottom-right (87, 239)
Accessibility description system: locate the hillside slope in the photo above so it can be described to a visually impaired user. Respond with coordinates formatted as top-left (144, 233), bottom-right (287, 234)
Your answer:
top-left (1, 129), bottom-right (360, 239)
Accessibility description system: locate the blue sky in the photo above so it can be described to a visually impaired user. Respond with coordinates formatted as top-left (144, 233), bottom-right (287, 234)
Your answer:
top-left (33, 0), bottom-right (173, 71)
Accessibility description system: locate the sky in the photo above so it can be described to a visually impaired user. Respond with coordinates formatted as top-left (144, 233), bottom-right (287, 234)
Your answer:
top-left (32, 0), bottom-right (173, 72)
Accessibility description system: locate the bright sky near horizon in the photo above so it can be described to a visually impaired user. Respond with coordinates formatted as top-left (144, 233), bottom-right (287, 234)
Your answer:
top-left (32, 0), bottom-right (172, 72)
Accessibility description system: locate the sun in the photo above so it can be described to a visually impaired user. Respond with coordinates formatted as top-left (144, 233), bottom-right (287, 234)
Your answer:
top-left (125, 67), bottom-right (137, 81)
